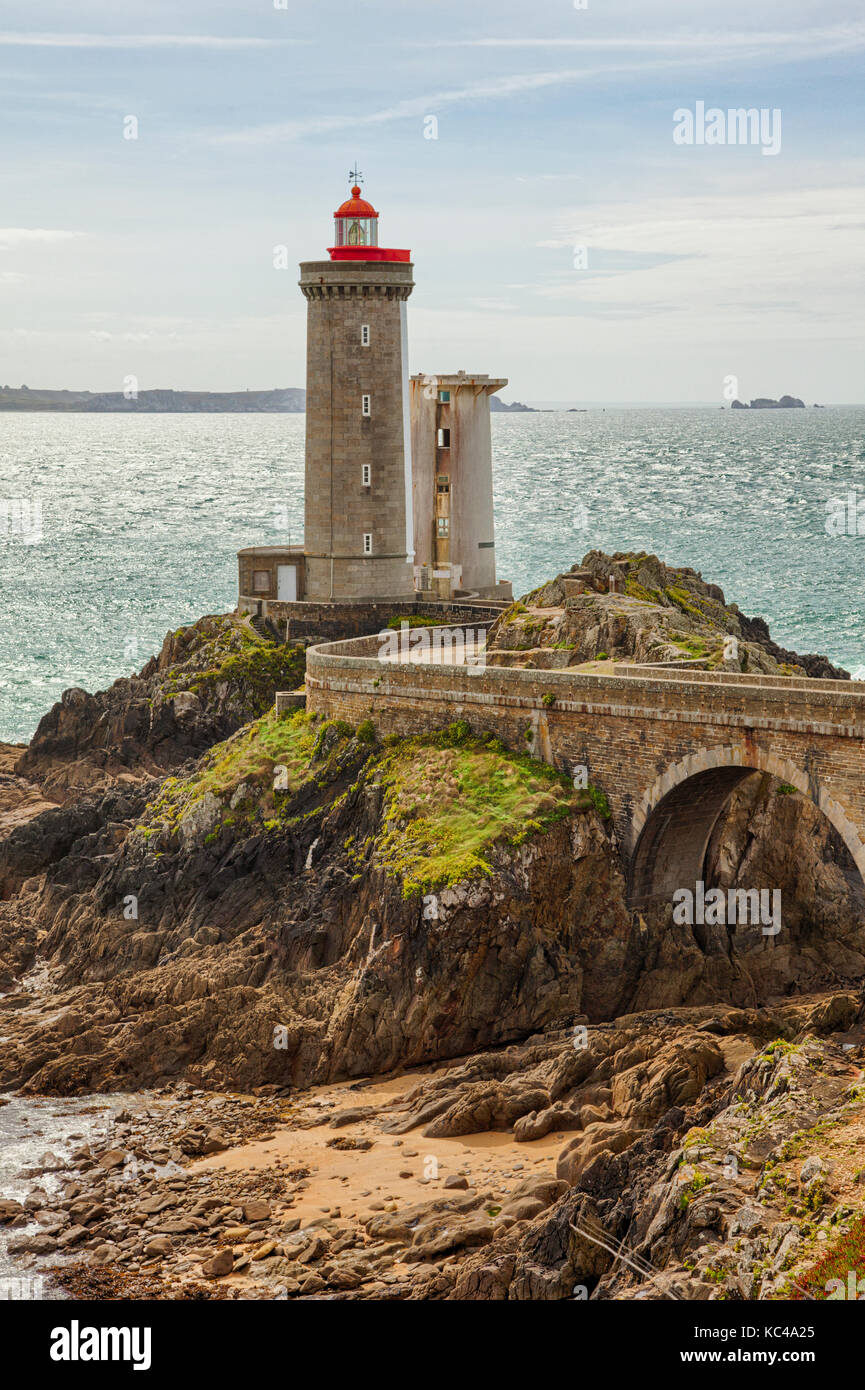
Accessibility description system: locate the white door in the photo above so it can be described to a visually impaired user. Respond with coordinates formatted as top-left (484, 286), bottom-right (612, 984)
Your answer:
top-left (277, 565), bottom-right (297, 601)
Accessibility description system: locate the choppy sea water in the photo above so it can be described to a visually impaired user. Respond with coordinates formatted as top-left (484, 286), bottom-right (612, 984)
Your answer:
top-left (1, 407), bottom-right (864, 744)
top-left (0, 1093), bottom-right (118, 1297)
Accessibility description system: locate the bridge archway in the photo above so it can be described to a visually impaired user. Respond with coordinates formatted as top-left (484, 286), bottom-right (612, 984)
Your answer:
top-left (627, 746), bottom-right (865, 910)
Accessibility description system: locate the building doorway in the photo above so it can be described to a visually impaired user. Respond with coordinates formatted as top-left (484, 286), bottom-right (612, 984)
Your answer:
top-left (277, 565), bottom-right (298, 602)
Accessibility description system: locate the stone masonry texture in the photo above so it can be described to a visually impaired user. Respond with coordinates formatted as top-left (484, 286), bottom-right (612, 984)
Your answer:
top-left (300, 259), bottom-right (415, 602)
top-left (305, 636), bottom-right (865, 901)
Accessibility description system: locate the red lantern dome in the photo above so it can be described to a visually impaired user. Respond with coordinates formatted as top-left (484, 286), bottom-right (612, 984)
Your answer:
top-left (329, 178), bottom-right (410, 263)
top-left (334, 185), bottom-right (379, 220)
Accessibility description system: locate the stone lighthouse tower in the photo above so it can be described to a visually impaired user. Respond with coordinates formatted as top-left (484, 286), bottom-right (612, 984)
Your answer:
top-left (299, 178), bottom-right (415, 601)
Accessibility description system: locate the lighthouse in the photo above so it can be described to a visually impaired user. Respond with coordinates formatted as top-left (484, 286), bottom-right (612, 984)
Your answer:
top-left (299, 177), bottom-right (416, 601)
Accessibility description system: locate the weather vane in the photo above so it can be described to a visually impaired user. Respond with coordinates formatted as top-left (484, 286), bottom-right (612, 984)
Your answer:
top-left (349, 165), bottom-right (363, 186)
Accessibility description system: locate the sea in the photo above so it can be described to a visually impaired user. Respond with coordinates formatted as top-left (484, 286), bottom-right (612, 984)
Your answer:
top-left (1, 406), bottom-right (864, 745)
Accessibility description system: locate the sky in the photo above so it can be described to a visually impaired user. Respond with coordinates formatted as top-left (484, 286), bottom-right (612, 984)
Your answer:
top-left (0, 0), bottom-right (863, 404)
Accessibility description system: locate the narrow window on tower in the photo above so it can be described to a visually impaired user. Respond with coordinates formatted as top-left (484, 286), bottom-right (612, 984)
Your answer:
top-left (437, 427), bottom-right (451, 447)
top-left (363, 533), bottom-right (373, 555)
top-left (437, 517), bottom-right (450, 538)
top-left (361, 464), bottom-right (371, 487)
top-left (438, 389), bottom-right (450, 403)
top-left (362, 394), bottom-right (372, 417)
top-left (361, 324), bottom-right (370, 346)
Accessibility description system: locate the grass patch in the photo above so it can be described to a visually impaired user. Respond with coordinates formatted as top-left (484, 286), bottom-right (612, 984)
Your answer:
top-left (678, 1171), bottom-right (711, 1211)
top-left (189, 639), bottom-right (305, 714)
top-left (386, 614), bottom-right (442, 630)
top-left (623, 574), bottom-right (662, 604)
top-left (583, 785), bottom-right (611, 819)
top-left (136, 711), bottom-right (608, 897)
top-left (143, 709), bottom-right (323, 835)
top-left (373, 723), bottom-right (580, 899)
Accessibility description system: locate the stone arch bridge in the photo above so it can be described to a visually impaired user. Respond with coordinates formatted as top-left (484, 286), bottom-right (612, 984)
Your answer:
top-left (303, 631), bottom-right (865, 909)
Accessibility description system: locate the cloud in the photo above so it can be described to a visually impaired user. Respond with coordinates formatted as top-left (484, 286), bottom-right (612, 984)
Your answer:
top-left (212, 21), bottom-right (865, 147)
top-left (89, 330), bottom-right (170, 343)
top-left (211, 59), bottom-right (709, 146)
top-left (409, 22), bottom-right (865, 55)
top-left (0, 228), bottom-right (84, 249)
top-left (525, 185), bottom-right (865, 337)
top-left (469, 297), bottom-right (517, 313)
top-left (0, 33), bottom-right (298, 50)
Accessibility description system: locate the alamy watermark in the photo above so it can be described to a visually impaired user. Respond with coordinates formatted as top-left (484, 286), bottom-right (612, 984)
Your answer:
top-left (673, 880), bottom-right (782, 935)
top-left (673, 102), bottom-right (782, 157)
top-left (0, 498), bottom-right (42, 544)
top-left (0, 1276), bottom-right (44, 1300)
top-left (50, 1322), bottom-right (151, 1371)
top-left (826, 1271), bottom-right (865, 1300)
top-left (825, 490), bottom-right (865, 537)
top-left (377, 622), bottom-right (487, 668)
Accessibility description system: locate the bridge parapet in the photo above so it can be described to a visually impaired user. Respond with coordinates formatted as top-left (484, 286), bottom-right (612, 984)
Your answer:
top-left (613, 663), bottom-right (858, 695)
top-left (305, 630), bottom-right (865, 894)
top-left (308, 634), bottom-right (865, 734)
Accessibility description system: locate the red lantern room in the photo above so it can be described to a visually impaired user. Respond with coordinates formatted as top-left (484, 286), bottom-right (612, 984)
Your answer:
top-left (329, 178), bottom-right (410, 262)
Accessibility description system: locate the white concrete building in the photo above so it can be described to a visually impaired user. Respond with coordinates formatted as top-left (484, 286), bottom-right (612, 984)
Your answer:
top-left (410, 372), bottom-right (512, 601)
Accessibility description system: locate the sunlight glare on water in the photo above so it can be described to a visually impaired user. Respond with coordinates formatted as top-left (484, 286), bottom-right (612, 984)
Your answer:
top-left (1, 407), bottom-right (864, 742)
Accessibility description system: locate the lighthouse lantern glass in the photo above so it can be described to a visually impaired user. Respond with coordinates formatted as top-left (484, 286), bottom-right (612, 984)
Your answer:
top-left (335, 216), bottom-right (378, 248)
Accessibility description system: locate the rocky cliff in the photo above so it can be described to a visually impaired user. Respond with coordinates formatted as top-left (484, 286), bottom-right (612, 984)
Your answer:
top-left (17, 613), bottom-right (305, 795)
top-left (2, 558), bottom-right (865, 1302)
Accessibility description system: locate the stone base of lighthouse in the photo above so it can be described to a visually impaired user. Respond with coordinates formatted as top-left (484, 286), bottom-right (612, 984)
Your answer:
top-left (302, 555), bottom-right (414, 603)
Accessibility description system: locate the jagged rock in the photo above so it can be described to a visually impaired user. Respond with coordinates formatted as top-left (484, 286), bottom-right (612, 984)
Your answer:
top-left (799, 1156), bottom-right (826, 1182)
top-left (16, 615), bottom-right (305, 795)
top-left (486, 550), bottom-right (848, 680)
top-left (242, 1200), bottom-right (272, 1223)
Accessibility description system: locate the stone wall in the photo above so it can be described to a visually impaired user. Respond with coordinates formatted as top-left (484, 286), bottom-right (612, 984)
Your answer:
top-left (247, 599), bottom-right (504, 642)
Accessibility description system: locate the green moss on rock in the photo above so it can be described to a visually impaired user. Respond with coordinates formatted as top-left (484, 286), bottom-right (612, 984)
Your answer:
top-left (371, 725), bottom-right (579, 899)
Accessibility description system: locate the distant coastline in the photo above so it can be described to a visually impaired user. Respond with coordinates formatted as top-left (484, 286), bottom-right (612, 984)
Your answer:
top-left (0, 386), bottom-right (847, 413)
top-left (0, 386), bottom-right (306, 413)
top-left (488, 397), bottom-right (536, 413)
top-left (0, 386), bottom-right (540, 414)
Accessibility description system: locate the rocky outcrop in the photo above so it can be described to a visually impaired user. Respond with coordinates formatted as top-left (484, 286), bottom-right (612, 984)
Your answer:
top-left (16, 614), bottom-right (305, 795)
top-left (0, 548), bottom-right (861, 1111)
top-left (489, 398), bottom-right (536, 413)
top-left (486, 550), bottom-right (849, 679)
top-left (731, 396), bottom-right (806, 409)
top-left (2, 708), bottom-right (865, 1100)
